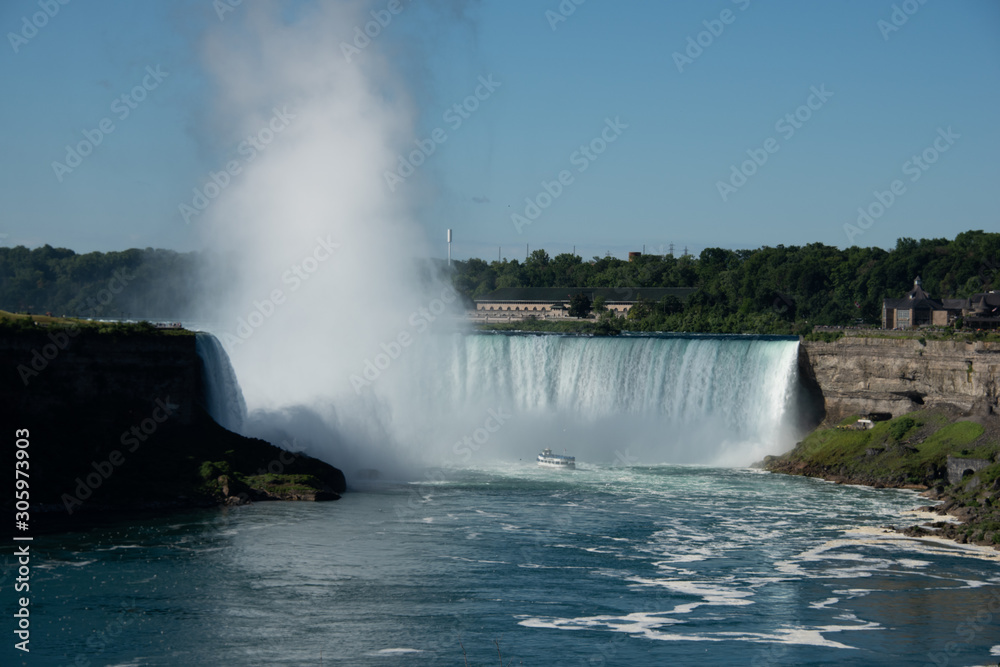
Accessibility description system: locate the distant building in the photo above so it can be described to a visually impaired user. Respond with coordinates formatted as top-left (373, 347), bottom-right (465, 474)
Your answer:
top-left (882, 276), bottom-right (998, 329)
top-left (966, 291), bottom-right (1000, 329)
top-left (473, 287), bottom-right (695, 319)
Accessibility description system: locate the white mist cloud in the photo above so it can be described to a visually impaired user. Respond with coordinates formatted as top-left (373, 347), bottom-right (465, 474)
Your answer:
top-left (195, 1), bottom-right (467, 479)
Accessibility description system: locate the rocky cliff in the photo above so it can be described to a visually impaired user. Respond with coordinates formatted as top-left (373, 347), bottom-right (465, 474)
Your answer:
top-left (2, 327), bottom-right (345, 519)
top-left (3, 329), bottom-right (201, 427)
top-left (799, 337), bottom-right (1000, 424)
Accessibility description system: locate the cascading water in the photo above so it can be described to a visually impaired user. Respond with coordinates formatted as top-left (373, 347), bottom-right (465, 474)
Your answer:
top-left (223, 332), bottom-right (807, 476)
top-left (195, 332), bottom-right (248, 434)
top-left (444, 334), bottom-right (796, 427)
top-left (379, 333), bottom-right (806, 468)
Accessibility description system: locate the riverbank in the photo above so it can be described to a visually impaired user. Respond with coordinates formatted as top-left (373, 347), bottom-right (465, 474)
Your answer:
top-left (763, 409), bottom-right (1000, 549)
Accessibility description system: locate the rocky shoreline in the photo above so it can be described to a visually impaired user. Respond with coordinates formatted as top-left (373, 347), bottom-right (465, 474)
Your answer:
top-left (763, 410), bottom-right (1000, 551)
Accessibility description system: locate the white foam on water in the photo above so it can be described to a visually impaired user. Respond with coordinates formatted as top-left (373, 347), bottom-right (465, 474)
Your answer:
top-left (372, 648), bottom-right (424, 655)
top-left (901, 508), bottom-right (960, 524)
top-left (99, 545), bottom-right (143, 551)
top-left (518, 613), bottom-right (879, 650)
top-left (625, 578), bottom-right (755, 613)
top-left (653, 554), bottom-right (708, 565)
top-left (843, 527), bottom-right (1000, 562)
top-left (810, 597), bottom-right (839, 610)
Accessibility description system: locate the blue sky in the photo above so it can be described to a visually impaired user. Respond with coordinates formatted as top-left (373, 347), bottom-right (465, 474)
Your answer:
top-left (1, 0), bottom-right (998, 260)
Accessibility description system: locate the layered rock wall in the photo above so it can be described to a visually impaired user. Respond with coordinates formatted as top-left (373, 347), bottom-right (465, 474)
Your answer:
top-left (799, 337), bottom-right (1000, 424)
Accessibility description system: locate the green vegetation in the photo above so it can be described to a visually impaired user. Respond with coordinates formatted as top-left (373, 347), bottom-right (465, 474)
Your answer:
top-left (775, 410), bottom-right (990, 485)
top-left (453, 230), bottom-right (1000, 334)
top-left (4, 230), bottom-right (999, 335)
top-left (0, 310), bottom-right (192, 336)
top-left (567, 292), bottom-right (592, 318)
top-left (27, 401), bottom-right (345, 512)
top-left (478, 319), bottom-right (600, 334)
top-left (802, 330), bottom-right (844, 342)
top-left (241, 474), bottom-right (325, 496)
top-left (0, 245), bottom-right (210, 319)
top-left (195, 460), bottom-right (328, 500)
top-left (888, 416), bottom-right (917, 442)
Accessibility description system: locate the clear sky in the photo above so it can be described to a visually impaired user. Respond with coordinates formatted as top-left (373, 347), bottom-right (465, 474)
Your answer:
top-left (1, 0), bottom-right (998, 260)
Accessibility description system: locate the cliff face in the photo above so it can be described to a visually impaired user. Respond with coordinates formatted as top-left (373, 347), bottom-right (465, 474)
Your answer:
top-left (799, 337), bottom-right (1000, 423)
top-left (2, 329), bottom-right (345, 515)
top-left (3, 331), bottom-right (200, 426)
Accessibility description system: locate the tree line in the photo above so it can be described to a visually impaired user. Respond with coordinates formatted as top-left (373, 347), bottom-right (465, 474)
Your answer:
top-left (1, 230), bottom-right (996, 334)
top-left (450, 230), bottom-right (1000, 334)
top-left (0, 245), bottom-right (213, 320)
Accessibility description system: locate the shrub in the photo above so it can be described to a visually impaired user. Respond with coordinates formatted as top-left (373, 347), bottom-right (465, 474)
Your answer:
top-left (888, 417), bottom-right (917, 442)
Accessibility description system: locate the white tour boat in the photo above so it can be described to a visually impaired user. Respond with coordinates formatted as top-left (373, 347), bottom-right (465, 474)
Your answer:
top-left (537, 448), bottom-right (575, 469)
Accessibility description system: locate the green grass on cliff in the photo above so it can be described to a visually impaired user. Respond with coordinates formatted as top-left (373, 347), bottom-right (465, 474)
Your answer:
top-left (241, 474), bottom-right (325, 496)
top-left (784, 411), bottom-right (991, 484)
top-left (922, 421), bottom-right (988, 458)
top-left (0, 310), bottom-right (194, 335)
top-left (801, 330), bottom-right (845, 342)
top-left (475, 319), bottom-right (608, 334)
top-left (196, 460), bottom-right (332, 500)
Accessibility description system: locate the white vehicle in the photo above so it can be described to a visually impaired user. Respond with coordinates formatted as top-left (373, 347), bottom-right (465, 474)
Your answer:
top-left (537, 448), bottom-right (575, 469)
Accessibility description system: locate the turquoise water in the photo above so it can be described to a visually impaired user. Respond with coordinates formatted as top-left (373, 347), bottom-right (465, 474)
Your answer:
top-left (10, 463), bottom-right (999, 666)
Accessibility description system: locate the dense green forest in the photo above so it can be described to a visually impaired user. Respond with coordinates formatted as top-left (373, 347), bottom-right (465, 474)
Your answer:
top-left (1, 231), bottom-right (996, 334)
top-left (0, 245), bottom-right (211, 320)
top-left (451, 230), bottom-right (1000, 334)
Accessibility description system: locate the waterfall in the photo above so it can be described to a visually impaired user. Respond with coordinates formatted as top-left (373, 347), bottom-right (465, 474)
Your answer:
top-left (385, 333), bottom-right (804, 467)
top-left (195, 332), bottom-right (248, 434)
top-left (221, 332), bottom-right (805, 473)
